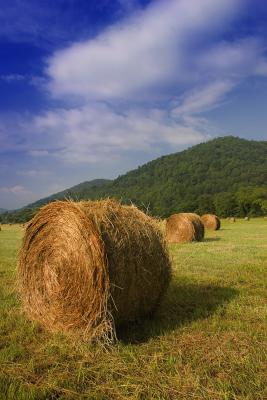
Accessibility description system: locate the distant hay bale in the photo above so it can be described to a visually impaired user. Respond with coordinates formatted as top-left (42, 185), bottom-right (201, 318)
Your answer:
top-left (166, 213), bottom-right (204, 243)
top-left (201, 214), bottom-right (221, 230)
top-left (244, 216), bottom-right (250, 221)
top-left (18, 199), bottom-right (171, 342)
top-left (229, 217), bottom-right (236, 223)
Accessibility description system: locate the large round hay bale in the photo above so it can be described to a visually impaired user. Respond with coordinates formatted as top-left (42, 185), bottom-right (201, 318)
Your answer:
top-left (166, 213), bottom-right (204, 243)
top-left (18, 199), bottom-right (171, 341)
top-left (201, 214), bottom-right (221, 230)
top-left (229, 217), bottom-right (236, 223)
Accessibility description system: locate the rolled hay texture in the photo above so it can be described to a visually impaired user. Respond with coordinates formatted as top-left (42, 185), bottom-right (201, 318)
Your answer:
top-left (201, 214), bottom-right (221, 230)
top-left (18, 199), bottom-right (171, 342)
top-left (166, 213), bottom-right (204, 243)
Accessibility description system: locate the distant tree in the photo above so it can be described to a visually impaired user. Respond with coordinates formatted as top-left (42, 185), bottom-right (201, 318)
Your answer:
top-left (235, 186), bottom-right (267, 216)
top-left (214, 192), bottom-right (238, 217)
top-left (196, 194), bottom-right (215, 215)
top-left (260, 199), bottom-right (267, 214)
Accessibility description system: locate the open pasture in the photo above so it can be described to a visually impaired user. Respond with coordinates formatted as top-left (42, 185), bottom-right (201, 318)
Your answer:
top-left (0, 219), bottom-right (266, 399)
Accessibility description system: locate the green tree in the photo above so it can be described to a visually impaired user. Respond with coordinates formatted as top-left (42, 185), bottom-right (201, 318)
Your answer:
top-left (214, 192), bottom-right (238, 217)
top-left (235, 187), bottom-right (267, 216)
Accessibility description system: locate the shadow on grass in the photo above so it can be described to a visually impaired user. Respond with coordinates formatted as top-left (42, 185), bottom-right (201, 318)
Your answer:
top-left (117, 282), bottom-right (238, 344)
top-left (204, 237), bottom-right (221, 242)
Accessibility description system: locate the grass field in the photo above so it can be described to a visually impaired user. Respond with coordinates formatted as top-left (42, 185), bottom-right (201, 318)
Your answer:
top-left (0, 220), bottom-right (266, 399)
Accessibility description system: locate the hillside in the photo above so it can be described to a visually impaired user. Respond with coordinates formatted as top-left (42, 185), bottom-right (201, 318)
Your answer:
top-left (1, 136), bottom-right (267, 222)
top-left (106, 136), bottom-right (267, 216)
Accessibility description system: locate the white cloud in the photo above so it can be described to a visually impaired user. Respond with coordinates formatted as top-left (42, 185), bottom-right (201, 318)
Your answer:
top-left (198, 38), bottom-right (267, 78)
top-left (28, 104), bottom-right (209, 163)
top-left (1, 104), bottom-right (211, 164)
top-left (0, 74), bottom-right (26, 82)
top-left (47, 0), bottom-right (242, 100)
top-left (0, 185), bottom-right (31, 195)
top-left (16, 169), bottom-right (50, 177)
top-left (0, 101), bottom-right (210, 165)
top-left (170, 38), bottom-right (267, 118)
top-left (172, 80), bottom-right (235, 116)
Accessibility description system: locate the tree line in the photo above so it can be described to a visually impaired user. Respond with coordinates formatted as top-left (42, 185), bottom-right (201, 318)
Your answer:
top-left (1, 185), bottom-right (266, 224)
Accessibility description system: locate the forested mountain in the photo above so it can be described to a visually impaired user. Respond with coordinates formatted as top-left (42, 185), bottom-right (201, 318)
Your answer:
top-left (105, 136), bottom-right (267, 216)
top-left (1, 136), bottom-right (267, 222)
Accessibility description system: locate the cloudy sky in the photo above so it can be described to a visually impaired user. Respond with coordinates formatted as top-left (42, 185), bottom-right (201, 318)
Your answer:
top-left (1, 0), bottom-right (267, 209)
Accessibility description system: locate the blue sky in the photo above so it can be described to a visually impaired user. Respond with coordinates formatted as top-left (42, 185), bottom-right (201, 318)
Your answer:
top-left (0, 0), bottom-right (267, 209)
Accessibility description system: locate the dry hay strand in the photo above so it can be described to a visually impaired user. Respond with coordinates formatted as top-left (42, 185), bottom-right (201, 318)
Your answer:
top-left (165, 212), bottom-right (204, 243)
top-left (18, 199), bottom-right (171, 342)
top-left (201, 214), bottom-right (221, 230)
top-left (153, 216), bottom-right (166, 233)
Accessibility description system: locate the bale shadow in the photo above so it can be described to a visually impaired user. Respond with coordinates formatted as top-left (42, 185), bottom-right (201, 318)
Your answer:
top-left (117, 282), bottom-right (237, 344)
top-left (204, 237), bottom-right (221, 242)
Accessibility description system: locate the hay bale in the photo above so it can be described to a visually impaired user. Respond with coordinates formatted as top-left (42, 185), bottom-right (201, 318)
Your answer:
top-left (201, 214), bottom-right (221, 230)
top-left (244, 216), bottom-right (250, 221)
top-left (186, 213), bottom-right (205, 241)
top-left (18, 199), bottom-right (171, 342)
top-left (166, 212), bottom-right (204, 243)
top-left (229, 217), bottom-right (236, 223)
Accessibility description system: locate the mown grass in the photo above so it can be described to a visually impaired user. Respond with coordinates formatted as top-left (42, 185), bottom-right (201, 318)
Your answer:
top-left (0, 220), bottom-right (266, 399)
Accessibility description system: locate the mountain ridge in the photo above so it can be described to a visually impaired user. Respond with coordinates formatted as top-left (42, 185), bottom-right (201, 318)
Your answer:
top-left (1, 136), bottom-right (267, 222)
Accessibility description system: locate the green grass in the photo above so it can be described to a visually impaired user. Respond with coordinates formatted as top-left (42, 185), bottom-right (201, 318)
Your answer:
top-left (0, 220), bottom-right (266, 399)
